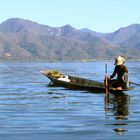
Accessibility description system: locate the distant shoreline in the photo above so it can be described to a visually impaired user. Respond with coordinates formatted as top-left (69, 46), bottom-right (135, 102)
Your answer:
top-left (0, 59), bottom-right (140, 62)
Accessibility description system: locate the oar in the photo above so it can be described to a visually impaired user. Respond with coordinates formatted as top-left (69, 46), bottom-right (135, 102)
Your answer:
top-left (129, 81), bottom-right (140, 86)
top-left (105, 61), bottom-right (109, 94)
top-left (104, 61), bottom-right (110, 109)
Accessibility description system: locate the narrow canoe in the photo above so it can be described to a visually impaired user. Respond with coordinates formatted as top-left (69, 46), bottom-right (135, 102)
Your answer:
top-left (41, 70), bottom-right (133, 93)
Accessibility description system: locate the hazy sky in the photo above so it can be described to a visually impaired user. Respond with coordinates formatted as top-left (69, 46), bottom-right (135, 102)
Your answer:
top-left (0, 0), bottom-right (140, 32)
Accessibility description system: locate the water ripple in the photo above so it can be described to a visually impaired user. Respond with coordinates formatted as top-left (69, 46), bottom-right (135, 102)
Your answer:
top-left (0, 61), bottom-right (140, 139)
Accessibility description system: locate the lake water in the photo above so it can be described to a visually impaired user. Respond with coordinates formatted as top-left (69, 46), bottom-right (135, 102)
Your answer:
top-left (0, 61), bottom-right (140, 140)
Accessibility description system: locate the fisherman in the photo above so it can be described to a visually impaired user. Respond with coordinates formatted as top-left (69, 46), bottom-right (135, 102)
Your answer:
top-left (108, 55), bottom-right (129, 90)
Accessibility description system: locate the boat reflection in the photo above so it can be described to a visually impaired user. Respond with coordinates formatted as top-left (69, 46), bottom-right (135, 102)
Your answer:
top-left (105, 93), bottom-right (130, 135)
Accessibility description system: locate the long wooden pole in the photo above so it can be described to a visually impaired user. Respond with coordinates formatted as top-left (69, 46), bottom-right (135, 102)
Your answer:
top-left (129, 81), bottom-right (140, 86)
top-left (105, 61), bottom-right (109, 94)
top-left (105, 61), bottom-right (110, 110)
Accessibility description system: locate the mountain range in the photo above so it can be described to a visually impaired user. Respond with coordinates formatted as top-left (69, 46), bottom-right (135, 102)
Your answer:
top-left (0, 18), bottom-right (140, 60)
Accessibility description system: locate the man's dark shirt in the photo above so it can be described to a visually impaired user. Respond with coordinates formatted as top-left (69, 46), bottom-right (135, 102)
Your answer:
top-left (110, 65), bottom-right (128, 81)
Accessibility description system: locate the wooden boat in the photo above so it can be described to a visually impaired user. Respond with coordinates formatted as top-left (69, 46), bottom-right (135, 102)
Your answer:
top-left (40, 70), bottom-right (133, 93)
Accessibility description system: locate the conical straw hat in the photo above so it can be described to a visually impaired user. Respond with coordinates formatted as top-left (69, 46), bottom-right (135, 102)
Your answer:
top-left (114, 56), bottom-right (125, 65)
